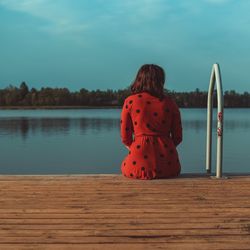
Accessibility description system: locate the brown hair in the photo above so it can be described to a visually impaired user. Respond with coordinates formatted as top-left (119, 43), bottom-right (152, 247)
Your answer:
top-left (130, 64), bottom-right (165, 98)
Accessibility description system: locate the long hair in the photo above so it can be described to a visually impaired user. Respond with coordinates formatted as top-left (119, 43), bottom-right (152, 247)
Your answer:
top-left (130, 64), bottom-right (165, 98)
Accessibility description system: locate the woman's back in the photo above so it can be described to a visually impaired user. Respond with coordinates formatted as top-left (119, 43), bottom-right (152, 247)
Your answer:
top-left (124, 92), bottom-right (181, 138)
top-left (120, 91), bottom-right (182, 179)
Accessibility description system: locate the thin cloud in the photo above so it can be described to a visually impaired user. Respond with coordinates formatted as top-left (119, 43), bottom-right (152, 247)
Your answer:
top-left (118, 0), bottom-right (171, 21)
top-left (0, 0), bottom-right (89, 35)
top-left (204, 0), bottom-right (231, 4)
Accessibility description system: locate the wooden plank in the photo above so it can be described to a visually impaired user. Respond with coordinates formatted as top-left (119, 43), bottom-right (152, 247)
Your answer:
top-left (0, 243), bottom-right (249, 250)
top-left (0, 235), bottom-right (250, 244)
top-left (0, 214), bottom-right (249, 222)
top-left (0, 229), bottom-right (249, 239)
top-left (0, 222), bottom-right (249, 230)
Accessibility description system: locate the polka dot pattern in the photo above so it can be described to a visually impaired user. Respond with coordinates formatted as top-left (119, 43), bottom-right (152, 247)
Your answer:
top-left (120, 92), bottom-right (182, 180)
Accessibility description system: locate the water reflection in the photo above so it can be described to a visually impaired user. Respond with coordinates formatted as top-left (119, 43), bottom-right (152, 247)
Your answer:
top-left (0, 116), bottom-right (250, 140)
top-left (0, 117), bottom-right (120, 139)
top-left (182, 120), bottom-right (250, 131)
top-left (20, 118), bottom-right (29, 139)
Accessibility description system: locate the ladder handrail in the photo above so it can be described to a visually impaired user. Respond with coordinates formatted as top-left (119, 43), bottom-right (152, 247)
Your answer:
top-left (206, 63), bottom-right (224, 178)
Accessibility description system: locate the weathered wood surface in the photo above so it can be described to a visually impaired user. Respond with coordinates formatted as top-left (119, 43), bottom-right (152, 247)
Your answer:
top-left (0, 174), bottom-right (249, 250)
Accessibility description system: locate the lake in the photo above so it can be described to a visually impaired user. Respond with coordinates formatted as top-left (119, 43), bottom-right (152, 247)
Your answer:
top-left (0, 108), bottom-right (249, 175)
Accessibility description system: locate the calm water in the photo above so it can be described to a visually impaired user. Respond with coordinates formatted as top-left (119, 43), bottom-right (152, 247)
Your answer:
top-left (0, 108), bottom-right (249, 174)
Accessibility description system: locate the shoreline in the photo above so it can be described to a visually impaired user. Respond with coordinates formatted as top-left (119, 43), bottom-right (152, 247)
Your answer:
top-left (0, 105), bottom-right (122, 110)
top-left (0, 105), bottom-right (249, 110)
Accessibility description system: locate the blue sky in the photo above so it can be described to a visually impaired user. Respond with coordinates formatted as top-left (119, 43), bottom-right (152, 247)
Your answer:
top-left (0, 0), bottom-right (249, 92)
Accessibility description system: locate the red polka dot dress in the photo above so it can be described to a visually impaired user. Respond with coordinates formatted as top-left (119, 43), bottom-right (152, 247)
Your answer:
top-left (120, 92), bottom-right (182, 180)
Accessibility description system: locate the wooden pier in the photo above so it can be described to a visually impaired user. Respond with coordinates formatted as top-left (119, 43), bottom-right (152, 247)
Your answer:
top-left (0, 174), bottom-right (249, 249)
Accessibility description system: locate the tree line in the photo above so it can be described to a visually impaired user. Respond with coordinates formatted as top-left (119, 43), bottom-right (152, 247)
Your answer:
top-left (0, 82), bottom-right (249, 108)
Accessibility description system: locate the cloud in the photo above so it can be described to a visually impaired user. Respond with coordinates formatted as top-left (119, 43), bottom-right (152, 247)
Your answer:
top-left (0, 0), bottom-right (89, 35)
top-left (118, 0), bottom-right (171, 21)
top-left (0, 0), bottom-right (172, 43)
top-left (0, 0), bottom-right (177, 37)
top-left (204, 0), bottom-right (231, 4)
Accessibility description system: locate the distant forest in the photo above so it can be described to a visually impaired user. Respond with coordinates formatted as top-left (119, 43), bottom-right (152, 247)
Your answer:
top-left (0, 82), bottom-right (249, 108)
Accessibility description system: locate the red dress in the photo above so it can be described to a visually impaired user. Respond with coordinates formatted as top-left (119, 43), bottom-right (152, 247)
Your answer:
top-left (120, 92), bottom-right (182, 180)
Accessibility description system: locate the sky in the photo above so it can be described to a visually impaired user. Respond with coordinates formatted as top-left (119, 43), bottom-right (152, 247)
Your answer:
top-left (0, 0), bottom-right (250, 92)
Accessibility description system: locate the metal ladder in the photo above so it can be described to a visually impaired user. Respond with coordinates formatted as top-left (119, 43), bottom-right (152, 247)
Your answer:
top-left (206, 63), bottom-right (224, 178)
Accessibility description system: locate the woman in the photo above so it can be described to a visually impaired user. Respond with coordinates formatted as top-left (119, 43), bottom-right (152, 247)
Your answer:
top-left (120, 64), bottom-right (182, 180)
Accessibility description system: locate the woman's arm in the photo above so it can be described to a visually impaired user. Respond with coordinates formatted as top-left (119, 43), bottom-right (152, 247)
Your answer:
top-left (170, 102), bottom-right (183, 147)
top-left (120, 99), bottom-right (133, 147)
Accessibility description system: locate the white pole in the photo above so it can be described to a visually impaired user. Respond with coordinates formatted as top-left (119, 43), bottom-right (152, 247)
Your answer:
top-left (206, 63), bottom-right (224, 178)
top-left (206, 66), bottom-right (215, 174)
top-left (214, 64), bottom-right (223, 178)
